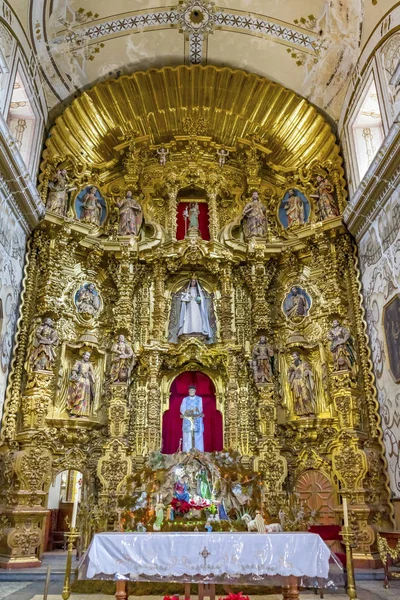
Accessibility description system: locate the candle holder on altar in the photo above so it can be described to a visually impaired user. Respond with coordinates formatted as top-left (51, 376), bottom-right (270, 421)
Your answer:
top-left (340, 526), bottom-right (358, 600)
top-left (61, 527), bottom-right (80, 600)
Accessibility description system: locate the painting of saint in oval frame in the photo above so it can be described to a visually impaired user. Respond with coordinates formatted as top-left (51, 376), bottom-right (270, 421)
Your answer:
top-left (383, 293), bottom-right (400, 382)
top-left (282, 285), bottom-right (312, 322)
top-left (279, 188), bottom-right (311, 229)
top-left (75, 185), bottom-right (107, 226)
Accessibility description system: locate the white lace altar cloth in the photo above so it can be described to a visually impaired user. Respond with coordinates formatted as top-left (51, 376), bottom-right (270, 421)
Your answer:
top-left (78, 532), bottom-right (334, 583)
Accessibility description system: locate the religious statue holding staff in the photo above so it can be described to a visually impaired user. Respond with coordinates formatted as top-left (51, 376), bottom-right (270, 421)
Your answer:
top-left (311, 175), bottom-right (339, 221)
top-left (287, 352), bottom-right (315, 416)
top-left (110, 334), bottom-right (136, 383)
top-left (46, 169), bottom-right (71, 216)
top-left (251, 336), bottom-right (274, 383)
top-left (67, 351), bottom-right (96, 418)
top-left (242, 191), bottom-right (267, 239)
top-left (327, 320), bottom-right (356, 371)
top-left (117, 190), bottom-right (142, 236)
top-left (30, 318), bottom-right (58, 372)
top-left (180, 385), bottom-right (204, 452)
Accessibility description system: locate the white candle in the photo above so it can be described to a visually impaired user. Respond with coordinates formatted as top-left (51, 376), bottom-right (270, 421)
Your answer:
top-left (343, 497), bottom-right (349, 527)
top-left (71, 488), bottom-right (78, 529)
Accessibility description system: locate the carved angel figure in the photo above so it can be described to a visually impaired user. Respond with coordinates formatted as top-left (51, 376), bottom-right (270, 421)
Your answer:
top-left (30, 318), bottom-right (58, 371)
top-left (312, 176), bottom-right (339, 221)
top-left (67, 351), bottom-right (95, 418)
top-left (46, 169), bottom-right (69, 215)
top-left (242, 191), bottom-right (267, 239)
top-left (287, 352), bottom-right (315, 417)
top-left (327, 320), bottom-right (356, 371)
top-left (117, 191), bottom-right (142, 236)
top-left (251, 336), bottom-right (274, 383)
top-left (110, 335), bottom-right (136, 383)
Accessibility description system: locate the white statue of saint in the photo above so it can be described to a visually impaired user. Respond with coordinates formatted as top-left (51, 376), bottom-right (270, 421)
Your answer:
top-left (180, 385), bottom-right (204, 452)
top-left (177, 278), bottom-right (213, 340)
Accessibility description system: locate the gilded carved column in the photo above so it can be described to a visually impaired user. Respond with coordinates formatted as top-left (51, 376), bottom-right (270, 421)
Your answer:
top-left (224, 352), bottom-right (239, 449)
top-left (166, 186), bottom-right (178, 241)
top-left (219, 263), bottom-right (234, 342)
top-left (138, 273), bottom-right (151, 346)
top-left (206, 190), bottom-right (219, 241)
top-left (152, 260), bottom-right (167, 340)
top-left (146, 351), bottom-right (162, 452)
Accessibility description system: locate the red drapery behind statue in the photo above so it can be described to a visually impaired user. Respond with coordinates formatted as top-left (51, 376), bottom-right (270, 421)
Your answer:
top-left (162, 371), bottom-right (223, 454)
top-left (176, 202), bottom-right (210, 241)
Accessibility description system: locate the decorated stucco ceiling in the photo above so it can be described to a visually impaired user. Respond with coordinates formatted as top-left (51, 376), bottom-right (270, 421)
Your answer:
top-left (22, 0), bottom-right (365, 120)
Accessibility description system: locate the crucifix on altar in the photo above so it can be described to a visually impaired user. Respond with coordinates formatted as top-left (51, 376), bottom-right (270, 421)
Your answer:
top-left (180, 385), bottom-right (204, 451)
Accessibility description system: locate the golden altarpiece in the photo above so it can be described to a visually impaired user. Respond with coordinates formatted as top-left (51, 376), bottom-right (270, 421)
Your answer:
top-left (0, 66), bottom-right (393, 568)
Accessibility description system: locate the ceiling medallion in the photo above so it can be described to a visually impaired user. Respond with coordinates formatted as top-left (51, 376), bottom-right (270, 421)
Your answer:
top-left (178, 0), bottom-right (216, 35)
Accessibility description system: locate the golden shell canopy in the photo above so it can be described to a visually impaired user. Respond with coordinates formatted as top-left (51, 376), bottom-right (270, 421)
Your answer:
top-left (43, 65), bottom-right (341, 171)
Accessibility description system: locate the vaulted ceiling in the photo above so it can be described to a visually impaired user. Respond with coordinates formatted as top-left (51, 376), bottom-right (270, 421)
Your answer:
top-left (11, 1), bottom-right (394, 122)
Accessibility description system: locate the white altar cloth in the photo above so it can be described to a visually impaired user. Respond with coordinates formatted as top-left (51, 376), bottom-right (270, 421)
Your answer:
top-left (79, 532), bottom-right (334, 584)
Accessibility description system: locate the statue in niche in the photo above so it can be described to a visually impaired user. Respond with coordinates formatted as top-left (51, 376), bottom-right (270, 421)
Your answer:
top-left (180, 385), bottom-right (204, 452)
top-left (75, 283), bottom-right (101, 317)
top-left (284, 188), bottom-right (305, 226)
top-left (30, 318), bottom-right (59, 372)
top-left (46, 169), bottom-right (70, 216)
top-left (241, 191), bottom-right (267, 239)
top-left (117, 190), bottom-right (143, 236)
top-left (311, 176), bottom-right (339, 221)
top-left (287, 352), bottom-right (315, 417)
top-left (183, 202), bottom-right (200, 236)
top-left (80, 186), bottom-right (102, 225)
top-left (110, 334), bottom-right (136, 383)
top-left (327, 320), bottom-right (356, 371)
top-left (67, 351), bottom-right (96, 418)
top-left (283, 286), bottom-right (311, 320)
top-left (251, 336), bottom-right (275, 384)
top-left (168, 278), bottom-right (217, 344)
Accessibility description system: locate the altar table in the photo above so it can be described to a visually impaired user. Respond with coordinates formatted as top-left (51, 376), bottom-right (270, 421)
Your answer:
top-left (78, 531), bottom-right (339, 600)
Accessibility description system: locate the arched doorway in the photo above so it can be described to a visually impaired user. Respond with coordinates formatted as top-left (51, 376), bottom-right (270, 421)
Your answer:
top-left (162, 371), bottom-right (223, 454)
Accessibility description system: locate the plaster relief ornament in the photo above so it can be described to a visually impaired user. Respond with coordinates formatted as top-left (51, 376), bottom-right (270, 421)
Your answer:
top-left (67, 351), bottom-right (96, 418)
top-left (30, 318), bottom-right (59, 372)
top-left (116, 190), bottom-right (143, 236)
top-left (241, 191), bottom-right (267, 240)
top-left (75, 186), bottom-right (106, 226)
top-left (168, 278), bottom-right (217, 344)
top-left (311, 176), bottom-right (339, 221)
top-left (178, 0), bottom-right (216, 36)
top-left (75, 283), bottom-right (101, 318)
top-left (279, 188), bottom-right (310, 228)
top-left (110, 335), bottom-right (136, 383)
top-left (251, 336), bottom-right (275, 384)
top-left (327, 320), bottom-right (356, 372)
top-left (282, 286), bottom-right (311, 322)
top-left (46, 169), bottom-right (71, 216)
top-left (287, 352), bottom-right (315, 417)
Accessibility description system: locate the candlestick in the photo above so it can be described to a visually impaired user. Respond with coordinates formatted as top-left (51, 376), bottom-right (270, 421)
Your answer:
top-left (71, 490), bottom-right (78, 529)
top-left (61, 528), bottom-right (79, 600)
top-left (340, 526), bottom-right (358, 599)
top-left (343, 497), bottom-right (349, 527)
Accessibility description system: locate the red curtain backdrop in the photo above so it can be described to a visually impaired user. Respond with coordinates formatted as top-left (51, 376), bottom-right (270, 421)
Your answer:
top-left (176, 202), bottom-right (210, 241)
top-left (162, 371), bottom-right (223, 454)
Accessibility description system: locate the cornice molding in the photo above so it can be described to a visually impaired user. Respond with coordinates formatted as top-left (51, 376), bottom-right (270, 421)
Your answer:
top-left (0, 114), bottom-right (44, 233)
top-left (343, 117), bottom-right (400, 242)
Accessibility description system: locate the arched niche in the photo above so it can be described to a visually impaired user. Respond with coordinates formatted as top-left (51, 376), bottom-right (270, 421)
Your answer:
top-left (162, 371), bottom-right (223, 454)
top-left (176, 186), bottom-right (210, 241)
top-left (45, 468), bottom-right (83, 552)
